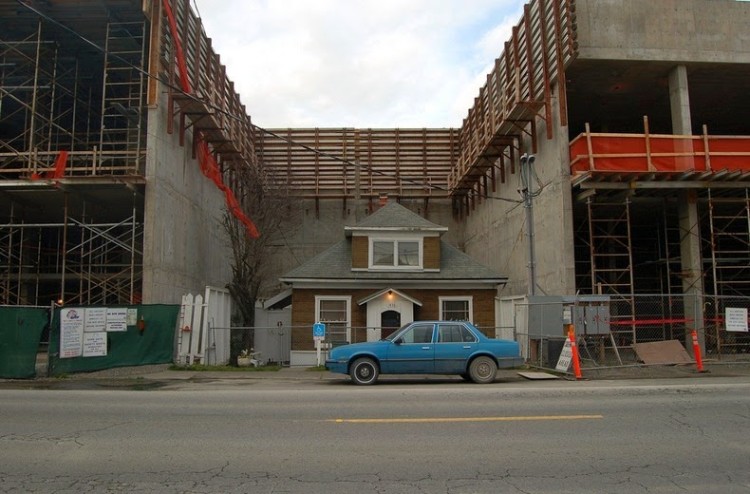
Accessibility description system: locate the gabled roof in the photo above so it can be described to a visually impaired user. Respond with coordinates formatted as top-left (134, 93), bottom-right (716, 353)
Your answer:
top-left (357, 288), bottom-right (423, 306)
top-left (279, 239), bottom-right (505, 284)
top-left (344, 201), bottom-right (448, 236)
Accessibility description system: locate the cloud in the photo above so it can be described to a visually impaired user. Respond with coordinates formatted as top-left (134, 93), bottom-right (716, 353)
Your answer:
top-left (195, 0), bottom-right (524, 128)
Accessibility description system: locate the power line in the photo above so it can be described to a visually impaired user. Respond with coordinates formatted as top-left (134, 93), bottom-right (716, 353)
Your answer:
top-left (13, 0), bottom-right (522, 204)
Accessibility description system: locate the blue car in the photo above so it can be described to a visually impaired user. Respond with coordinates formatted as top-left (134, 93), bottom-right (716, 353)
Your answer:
top-left (325, 321), bottom-right (524, 385)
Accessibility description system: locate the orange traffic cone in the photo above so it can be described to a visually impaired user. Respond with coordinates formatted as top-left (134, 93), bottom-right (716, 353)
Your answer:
top-left (568, 326), bottom-right (583, 380)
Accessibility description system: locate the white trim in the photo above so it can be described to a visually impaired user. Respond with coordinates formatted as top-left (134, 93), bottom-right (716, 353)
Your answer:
top-left (439, 296), bottom-right (474, 322)
top-left (282, 280), bottom-right (505, 289)
top-left (368, 236), bottom-right (423, 269)
top-left (315, 295), bottom-right (352, 342)
top-left (357, 287), bottom-right (423, 306)
top-left (346, 226), bottom-right (448, 234)
top-left (261, 288), bottom-right (292, 309)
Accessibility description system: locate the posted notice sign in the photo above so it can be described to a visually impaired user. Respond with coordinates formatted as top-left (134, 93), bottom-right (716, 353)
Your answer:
top-left (725, 308), bottom-right (749, 332)
top-left (60, 308), bottom-right (85, 358)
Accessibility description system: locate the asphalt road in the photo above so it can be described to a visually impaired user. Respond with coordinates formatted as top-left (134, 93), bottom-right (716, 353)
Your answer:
top-left (2, 377), bottom-right (750, 493)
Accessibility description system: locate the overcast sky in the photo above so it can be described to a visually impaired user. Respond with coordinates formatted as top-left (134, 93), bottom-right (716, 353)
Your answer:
top-left (194, 0), bottom-right (525, 129)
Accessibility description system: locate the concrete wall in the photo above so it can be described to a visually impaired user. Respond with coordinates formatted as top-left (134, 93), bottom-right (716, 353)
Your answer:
top-left (463, 84), bottom-right (575, 297)
top-left (141, 91), bottom-right (233, 304)
top-left (574, 0), bottom-right (750, 63)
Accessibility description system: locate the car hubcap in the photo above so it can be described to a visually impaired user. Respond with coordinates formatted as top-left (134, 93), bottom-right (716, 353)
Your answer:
top-left (477, 362), bottom-right (491, 377)
top-left (358, 365), bottom-right (372, 380)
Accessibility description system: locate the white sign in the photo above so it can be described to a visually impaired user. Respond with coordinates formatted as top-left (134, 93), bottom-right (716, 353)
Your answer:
top-left (106, 308), bottom-right (128, 332)
top-left (126, 308), bottom-right (138, 326)
top-left (725, 307), bottom-right (749, 332)
top-left (84, 307), bottom-right (107, 332)
top-left (82, 332), bottom-right (107, 357)
top-left (60, 308), bottom-right (85, 358)
top-left (555, 339), bottom-right (573, 372)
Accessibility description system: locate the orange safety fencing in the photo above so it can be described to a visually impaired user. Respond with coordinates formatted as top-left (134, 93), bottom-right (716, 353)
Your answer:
top-left (570, 132), bottom-right (750, 174)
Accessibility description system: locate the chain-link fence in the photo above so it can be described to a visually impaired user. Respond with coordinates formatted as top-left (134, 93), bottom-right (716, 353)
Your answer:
top-left (507, 294), bottom-right (750, 371)
top-left (209, 297), bottom-right (750, 369)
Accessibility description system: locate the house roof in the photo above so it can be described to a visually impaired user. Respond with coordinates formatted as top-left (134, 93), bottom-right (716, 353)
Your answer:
top-left (344, 201), bottom-right (448, 235)
top-left (279, 239), bottom-right (506, 283)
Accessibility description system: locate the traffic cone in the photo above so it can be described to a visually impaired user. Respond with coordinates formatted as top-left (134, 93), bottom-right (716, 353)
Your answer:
top-left (691, 330), bottom-right (706, 373)
top-left (568, 326), bottom-right (583, 380)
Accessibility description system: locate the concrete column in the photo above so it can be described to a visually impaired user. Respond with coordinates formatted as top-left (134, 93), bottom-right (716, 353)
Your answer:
top-left (670, 65), bottom-right (705, 352)
top-left (669, 65), bottom-right (692, 135)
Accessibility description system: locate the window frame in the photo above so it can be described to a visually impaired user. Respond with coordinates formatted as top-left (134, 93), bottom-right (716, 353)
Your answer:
top-left (438, 296), bottom-right (474, 322)
top-left (368, 236), bottom-right (423, 270)
top-left (315, 295), bottom-right (352, 344)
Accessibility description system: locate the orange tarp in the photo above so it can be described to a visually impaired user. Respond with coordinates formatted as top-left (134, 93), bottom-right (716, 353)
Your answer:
top-left (570, 133), bottom-right (750, 174)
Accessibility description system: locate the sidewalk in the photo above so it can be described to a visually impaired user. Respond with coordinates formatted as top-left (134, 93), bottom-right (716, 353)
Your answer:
top-left (55, 359), bottom-right (750, 383)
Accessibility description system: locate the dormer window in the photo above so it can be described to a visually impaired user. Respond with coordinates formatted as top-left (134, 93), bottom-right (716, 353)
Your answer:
top-left (370, 238), bottom-right (422, 269)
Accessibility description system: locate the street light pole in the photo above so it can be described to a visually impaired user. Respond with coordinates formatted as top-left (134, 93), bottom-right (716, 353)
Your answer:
top-left (520, 153), bottom-right (537, 296)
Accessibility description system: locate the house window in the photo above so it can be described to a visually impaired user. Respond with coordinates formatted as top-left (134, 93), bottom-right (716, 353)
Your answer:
top-left (370, 238), bottom-right (421, 268)
top-left (316, 296), bottom-right (351, 344)
top-left (439, 296), bottom-right (473, 322)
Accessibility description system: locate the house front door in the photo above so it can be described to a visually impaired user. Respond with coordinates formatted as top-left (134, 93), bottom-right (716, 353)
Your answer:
top-left (365, 291), bottom-right (415, 341)
top-left (380, 310), bottom-right (401, 339)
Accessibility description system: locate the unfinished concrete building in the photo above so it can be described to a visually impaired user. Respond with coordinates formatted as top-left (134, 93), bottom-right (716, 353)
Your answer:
top-left (2, 0), bottom-right (750, 355)
top-left (0, 0), bottom-right (258, 306)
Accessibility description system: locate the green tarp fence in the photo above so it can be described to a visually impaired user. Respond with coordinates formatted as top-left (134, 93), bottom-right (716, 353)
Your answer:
top-left (0, 307), bottom-right (49, 379)
top-left (48, 304), bottom-right (180, 376)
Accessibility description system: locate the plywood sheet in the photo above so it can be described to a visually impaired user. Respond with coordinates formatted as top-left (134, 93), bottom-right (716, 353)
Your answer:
top-left (518, 371), bottom-right (560, 380)
top-left (632, 340), bottom-right (692, 365)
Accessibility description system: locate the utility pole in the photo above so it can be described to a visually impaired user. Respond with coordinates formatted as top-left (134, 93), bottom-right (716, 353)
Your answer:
top-left (520, 153), bottom-right (537, 296)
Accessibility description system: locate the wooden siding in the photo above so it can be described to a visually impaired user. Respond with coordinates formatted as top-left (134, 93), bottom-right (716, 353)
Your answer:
top-left (351, 236), bottom-right (368, 268)
top-left (423, 237), bottom-right (440, 269)
top-left (291, 287), bottom-right (497, 350)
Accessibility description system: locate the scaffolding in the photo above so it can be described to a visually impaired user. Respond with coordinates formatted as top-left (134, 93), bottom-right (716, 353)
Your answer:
top-left (98, 21), bottom-right (147, 174)
top-left (706, 189), bottom-right (750, 298)
top-left (0, 8), bottom-right (147, 306)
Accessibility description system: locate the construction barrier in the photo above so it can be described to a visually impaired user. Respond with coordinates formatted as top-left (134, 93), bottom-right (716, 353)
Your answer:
top-left (48, 304), bottom-right (179, 376)
top-left (0, 307), bottom-right (49, 378)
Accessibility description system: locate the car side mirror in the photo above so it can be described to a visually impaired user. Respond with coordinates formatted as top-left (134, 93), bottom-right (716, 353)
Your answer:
top-left (394, 338), bottom-right (403, 345)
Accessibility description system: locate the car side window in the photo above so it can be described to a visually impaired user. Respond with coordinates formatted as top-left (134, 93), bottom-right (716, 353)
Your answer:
top-left (438, 324), bottom-right (477, 343)
top-left (400, 324), bottom-right (434, 344)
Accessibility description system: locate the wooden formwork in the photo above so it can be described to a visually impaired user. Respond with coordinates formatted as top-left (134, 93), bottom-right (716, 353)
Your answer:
top-left (257, 128), bottom-right (458, 201)
top-left (451, 0), bottom-right (577, 198)
top-left (160, 0), bottom-right (258, 169)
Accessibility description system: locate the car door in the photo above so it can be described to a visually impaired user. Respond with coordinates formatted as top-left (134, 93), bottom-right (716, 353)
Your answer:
top-left (383, 323), bottom-right (435, 374)
top-left (434, 323), bottom-right (477, 374)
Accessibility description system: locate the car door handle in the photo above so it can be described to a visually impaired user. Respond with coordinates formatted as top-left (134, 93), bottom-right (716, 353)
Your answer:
top-left (422, 346), bottom-right (431, 350)
top-left (463, 345), bottom-right (472, 349)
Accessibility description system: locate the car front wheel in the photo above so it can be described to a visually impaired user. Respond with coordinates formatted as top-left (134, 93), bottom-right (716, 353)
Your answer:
top-left (350, 357), bottom-right (379, 385)
top-left (468, 356), bottom-right (497, 384)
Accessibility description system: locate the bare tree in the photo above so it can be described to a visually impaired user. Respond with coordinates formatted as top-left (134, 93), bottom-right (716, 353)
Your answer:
top-left (223, 159), bottom-right (296, 353)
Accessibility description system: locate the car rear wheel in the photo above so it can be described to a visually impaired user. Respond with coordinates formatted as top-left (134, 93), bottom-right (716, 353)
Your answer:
top-left (350, 357), bottom-right (379, 385)
top-left (468, 356), bottom-right (497, 384)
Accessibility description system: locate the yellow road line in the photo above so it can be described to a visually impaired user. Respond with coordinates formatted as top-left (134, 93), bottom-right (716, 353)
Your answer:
top-left (328, 414), bottom-right (603, 424)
